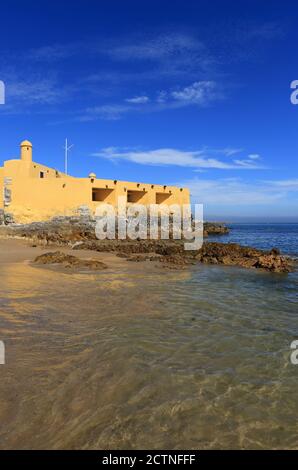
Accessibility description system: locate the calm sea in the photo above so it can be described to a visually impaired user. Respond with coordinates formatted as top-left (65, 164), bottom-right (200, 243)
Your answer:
top-left (0, 226), bottom-right (297, 449)
top-left (210, 223), bottom-right (298, 257)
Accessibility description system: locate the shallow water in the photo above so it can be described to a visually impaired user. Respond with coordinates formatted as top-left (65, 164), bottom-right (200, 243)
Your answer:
top-left (0, 243), bottom-right (297, 449)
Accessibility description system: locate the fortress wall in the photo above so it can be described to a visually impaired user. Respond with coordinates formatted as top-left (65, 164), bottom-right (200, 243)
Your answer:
top-left (1, 140), bottom-right (190, 223)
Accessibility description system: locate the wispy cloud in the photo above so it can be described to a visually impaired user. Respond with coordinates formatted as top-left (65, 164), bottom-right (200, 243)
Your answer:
top-left (27, 42), bottom-right (83, 62)
top-left (0, 71), bottom-right (69, 114)
top-left (248, 153), bottom-right (260, 160)
top-left (80, 80), bottom-right (222, 120)
top-left (265, 179), bottom-right (298, 190)
top-left (26, 24), bottom-right (281, 66)
top-left (92, 147), bottom-right (264, 170)
top-left (125, 95), bottom-right (150, 104)
top-left (171, 81), bottom-right (217, 103)
top-left (0, 24), bottom-right (284, 117)
top-left (239, 22), bottom-right (283, 42)
top-left (178, 177), bottom-right (298, 206)
top-left (7, 78), bottom-right (63, 105)
top-left (233, 156), bottom-right (263, 168)
top-left (26, 32), bottom-right (213, 81)
top-left (79, 104), bottom-right (130, 121)
top-left (108, 32), bottom-right (207, 62)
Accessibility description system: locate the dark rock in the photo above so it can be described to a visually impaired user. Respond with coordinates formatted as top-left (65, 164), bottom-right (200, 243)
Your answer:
top-left (269, 248), bottom-right (280, 255)
top-left (196, 242), bottom-right (292, 273)
top-left (203, 222), bottom-right (229, 237)
top-left (33, 251), bottom-right (107, 270)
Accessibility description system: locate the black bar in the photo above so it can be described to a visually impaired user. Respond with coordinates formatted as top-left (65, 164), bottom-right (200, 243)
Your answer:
top-left (0, 450), bottom-right (296, 466)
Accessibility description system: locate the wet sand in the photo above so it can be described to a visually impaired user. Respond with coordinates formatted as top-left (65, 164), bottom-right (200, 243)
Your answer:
top-left (0, 238), bottom-right (297, 449)
top-left (0, 238), bottom-right (126, 268)
top-left (0, 239), bottom-right (192, 449)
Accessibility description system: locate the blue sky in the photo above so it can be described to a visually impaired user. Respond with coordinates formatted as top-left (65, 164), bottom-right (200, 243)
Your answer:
top-left (0, 0), bottom-right (297, 221)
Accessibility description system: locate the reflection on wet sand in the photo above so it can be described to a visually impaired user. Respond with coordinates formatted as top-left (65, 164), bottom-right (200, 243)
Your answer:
top-left (0, 239), bottom-right (297, 449)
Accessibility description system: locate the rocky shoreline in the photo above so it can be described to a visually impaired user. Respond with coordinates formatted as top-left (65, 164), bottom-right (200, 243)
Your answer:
top-left (0, 217), bottom-right (294, 273)
top-left (0, 216), bottom-right (229, 240)
top-left (70, 239), bottom-right (292, 273)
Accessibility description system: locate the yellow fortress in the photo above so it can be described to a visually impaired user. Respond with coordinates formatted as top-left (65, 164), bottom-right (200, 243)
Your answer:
top-left (0, 140), bottom-right (190, 223)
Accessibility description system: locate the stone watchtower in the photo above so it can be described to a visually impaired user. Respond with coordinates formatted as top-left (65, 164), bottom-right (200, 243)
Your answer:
top-left (20, 140), bottom-right (32, 163)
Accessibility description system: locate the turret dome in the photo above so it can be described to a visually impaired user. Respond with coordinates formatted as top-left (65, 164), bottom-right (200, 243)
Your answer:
top-left (20, 140), bottom-right (32, 147)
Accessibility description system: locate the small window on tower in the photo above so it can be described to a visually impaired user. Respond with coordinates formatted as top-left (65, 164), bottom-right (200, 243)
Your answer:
top-left (40, 171), bottom-right (44, 179)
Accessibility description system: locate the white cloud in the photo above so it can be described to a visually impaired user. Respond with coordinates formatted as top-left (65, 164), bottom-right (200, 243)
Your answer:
top-left (6, 25), bottom-right (281, 116)
top-left (92, 147), bottom-right (263, 170)
top-left (232, 153), bottom-right (264, 168)
top-left (3, 26), bottom-right (281, 119)
top-left (154, 81), bottom-right (223, 108)
top-left (125, 95), bottom-right (150, 104)
top-left (171, 81), bottom-right (218, 104)
top-left (248, 153), bottom-right (261, 160)
top-left (81, 80), bottom-right (223, 121)
top-left (221, 147), bottom-right (243, 157)
top-left (178, 178), bottom-right (295, 206)
top-left (265, 179), bottom-right (298, 190)
top-left (156, 90), bottom-right (167, 103)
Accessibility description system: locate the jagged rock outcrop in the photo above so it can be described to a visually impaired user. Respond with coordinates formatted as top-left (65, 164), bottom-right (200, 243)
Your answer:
top-left (0, 217), bottom-right (96, 244)
top-left (33, 251), bottom-right (107, 270)
top-left (203, 222), bottom-right (229, 237)
top-left (75, 240), bottom-right (292, 273)
top-left (195, 243), bottom-right (291, 272)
